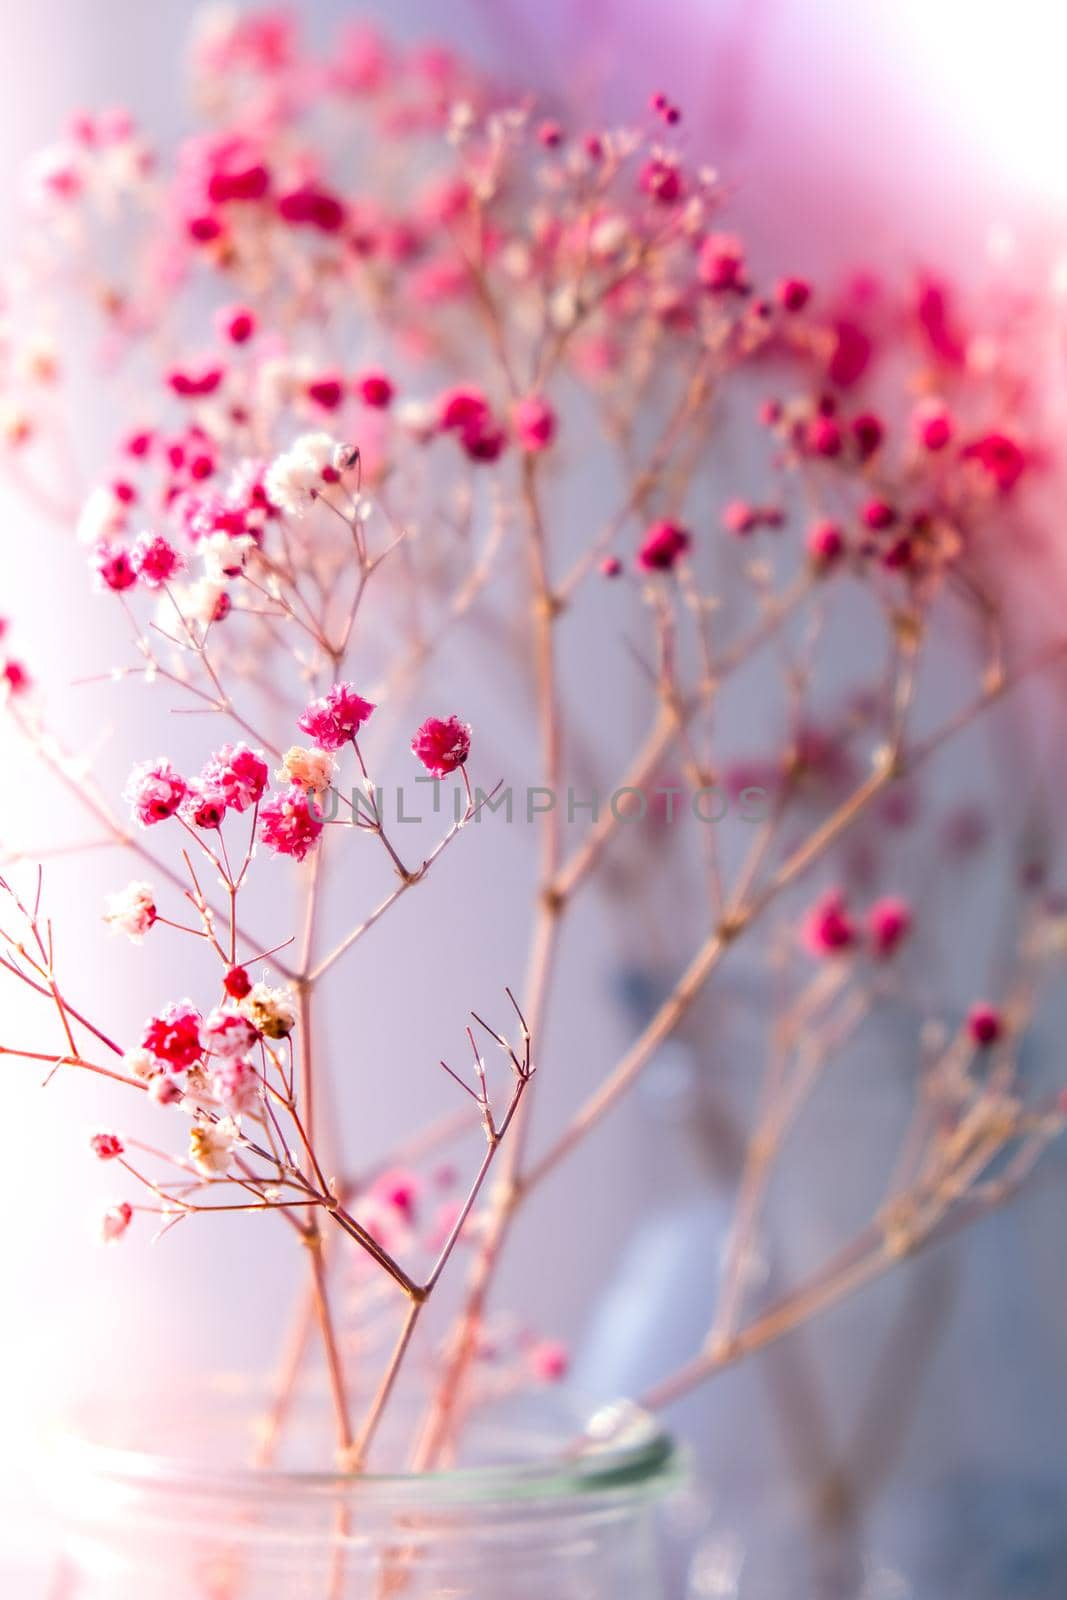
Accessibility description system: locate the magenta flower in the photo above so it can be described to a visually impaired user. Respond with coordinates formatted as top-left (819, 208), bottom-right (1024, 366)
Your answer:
top-left (90, 1133), bottom-right (124, 1161)
top-left (180, 777), bottom-right (228, 830)
top-left (961, 431), bottom-right (1026, 492)
top-left (124, 758), bottom-right (187, 826)
top-left (92, 539), bottom-right (137, 593)
top-left (968, 1004), bottom-right (1003, 1047)
top-left (698, 234), bottom-right (746, 294)
top-left (529, 1340), bottom-right (570, 1383)
top-left (131, 532), bottom-right (185, 589)
top-left (357, 370), bottom-right (394, 409)
top-left (807, 519), bottom-right (845, 569)
top-left (205, 743), bottom-right (269, 813)
top-left (297, 682), bottom-right (376, 751)
top-left (198, 1007), bottom-right (260, 1060)
top-left (636, 520), bottom-right (691, 572)
top-left (411, 715), bottom-right (471, 777)
top-left (437, 386), bottom-right (490, 433)
top-left (867, 897), bottom-right (912, 959)
top-left (638, 156), bottom-right (683, 205)
top-left (512, 396), bottom-right (556, 454)
top-left (802, 891), bottom-right (856, 958)
top-left (141, 1000), bottom-right (204, 1070)
top-left (259, 785), bottom-right (324, 861)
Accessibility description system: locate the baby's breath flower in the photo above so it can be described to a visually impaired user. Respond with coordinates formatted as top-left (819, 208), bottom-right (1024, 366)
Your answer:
top-left (240, 982), bottom-right (297, 1040)
top-left (99, 1202), bottom-right (133, 1244)
top-left (104, 881), bottom-right (157, 942)
top-left (188, 1116), bottom-right (238, 1177)
top-left (124, 1046), bottom-right (159, 1081)
top-left (277, 745), bottom-right (336, 794)
top-left (264, 433), bottom-right (345, 517)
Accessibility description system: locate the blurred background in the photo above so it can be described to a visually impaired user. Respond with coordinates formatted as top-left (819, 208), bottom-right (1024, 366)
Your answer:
top-left (3, 3), bottom-right (1067, 1596)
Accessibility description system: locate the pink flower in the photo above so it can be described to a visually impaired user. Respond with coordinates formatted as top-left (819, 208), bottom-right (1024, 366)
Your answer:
top-left (223, 965), bottom-right (252, 1000)
top-left (277, 183), bottom-right (345, 232)
top-left (259, 785), bottom-right (324, 861)
top-left (125, 758), bottom-right (187, 826)
top-left (698, 234), bottom-right (746, 294)
top-left (777, 277), bottom-right (811, 313)
top-left (968, 1003), bottom-right (1002, 1046)
top-left (438, 386), bottom-right (490, 433)
top-left (460, 419), bottom-right (507, 463)
top-left (100, 1202), bottom-right (133, 1244)
top-left (371, 1169), bottom-right (420, 1224)
top-left (167, 363), bottom-right (225, 399)
top-left (141, 1000), bottom-right (203, 1070)
top-left (204, 743), bottom-right (269, 812)
top-left (149, 1074), bottom-right (182, 1106)
top-left (216, 304), bottom-right (256, 344)
top-left (867, 897), bottom-right (911, 959)
top-left (722, 500), bottom-right (758, 537)
top-left (411, 715), bottom-right (471, 776)
top-left (638, 157), bottom-right (683, 205)
top-left (807, 520), bottom-right (844, 569)
top-left (806, 415), bottom-right (842, 457)
top-left (802, 890), bottom-right (856, 957)
top-left (210, 1056), bottom-right (261, 1116)
top-left (636, 520), bottom-right (691, 572)
top-left (306, 372), bottom-right (344, 411)
top-left (529, 1339), bottom-right (569, 1383)
top-left (131, 533), bottom-right (184, 588)
top-left (961, 431), bottom-right (1026, 492)
top-left (862, 498), bottom-right (897, 531)
top-left (356, 370), bottom-right (394, 408)
top-left (512, 395), bottom-right (556, 453)
top-left (181, 777), bottom-right (227, 830)
top-left (90, 1133), bottom-right (124, 1160)
top-left (913, 400), bottom-right (954, 452)
top-left (2, 660), bottom-right (29, 695)
top-left (199, 1007), bottom-right (260, 1060)
top-left (436, 385), bottom-right (507, 461)
top-left (852, 413), bottom-right (885, 461)
top-left (297, 682), bottom-right (376, 750)
top-left (92, 539), bottom-right (137, 593)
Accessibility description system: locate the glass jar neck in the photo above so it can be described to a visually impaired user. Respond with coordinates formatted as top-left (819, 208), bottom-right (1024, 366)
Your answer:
top-left (49, 1394), bottom-right (679, 1599)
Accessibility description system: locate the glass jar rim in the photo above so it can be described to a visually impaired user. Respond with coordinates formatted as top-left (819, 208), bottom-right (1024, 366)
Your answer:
top-left (48, 1388), bottom-right (680, 1514)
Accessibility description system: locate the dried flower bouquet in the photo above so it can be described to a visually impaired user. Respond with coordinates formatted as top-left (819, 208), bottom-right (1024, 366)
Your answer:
top-left (1, 10), bottom-right (1065, 1484)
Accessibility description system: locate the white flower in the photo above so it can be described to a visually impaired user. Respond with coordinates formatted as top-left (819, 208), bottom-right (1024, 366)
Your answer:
top-left (549, 286), bottom-right (579, 331)
top-left (239, 982), bottom-right (297, 1040)
top-left (589, 215), bottom-right (629, 258)
top-left (188, 1116), bottom-right (239, 1177)
top-left (104, 881), bottom-right (157, 942)
top-left (183, 577), bottom-right (230, 626)
top-left (255, 356), bottom-right (298, 413)
top-left (77, 484), bottom-right (127, 547)
top-left (201, 531), bottom-right (254, 581)
top-left (124, 1046), bottom-right (159, 1081)
top-left (264, 433), bottom-right (342, 517)
top-left (394, 400), bottom-right (436, 442)
top-left (277, 745), bottom-right (336, 794)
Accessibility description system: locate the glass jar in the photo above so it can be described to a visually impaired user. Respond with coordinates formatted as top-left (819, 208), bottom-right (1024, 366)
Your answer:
top-left (46, 1390), bottom-right (679, 1599)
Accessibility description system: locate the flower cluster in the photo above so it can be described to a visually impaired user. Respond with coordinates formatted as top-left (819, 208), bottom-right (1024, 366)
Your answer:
top-left (2, 7), bottom-right (1066, 1499)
